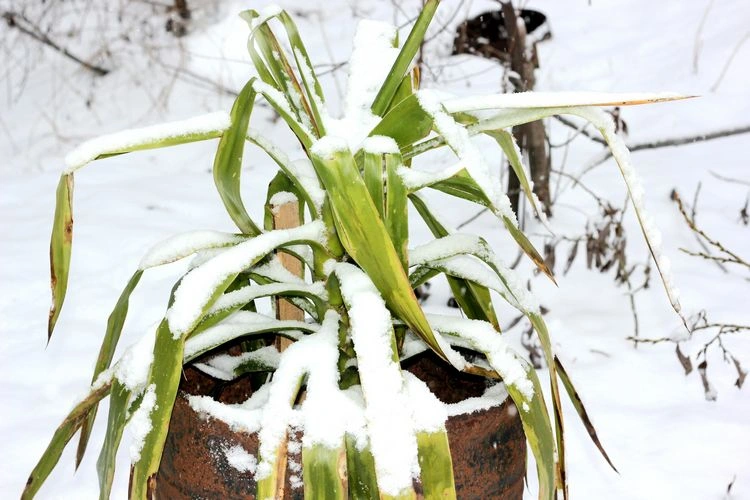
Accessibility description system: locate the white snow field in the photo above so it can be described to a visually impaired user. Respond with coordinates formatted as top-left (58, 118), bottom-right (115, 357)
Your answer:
top-left (2, 0), bottom-right (748, 499)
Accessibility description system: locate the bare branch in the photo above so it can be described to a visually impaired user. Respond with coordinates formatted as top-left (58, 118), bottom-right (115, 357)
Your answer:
top-left (2, 10), bottom-right (110, 76)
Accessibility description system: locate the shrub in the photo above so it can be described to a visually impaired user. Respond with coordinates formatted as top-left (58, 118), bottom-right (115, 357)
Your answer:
top-left (25, 2), bottom-right (685, 499)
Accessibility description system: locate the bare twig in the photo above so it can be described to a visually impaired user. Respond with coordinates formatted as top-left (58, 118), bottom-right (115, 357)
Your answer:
top-left (709, 170), bottom-right (750, 187)
top-left (692, 0), bottom-right (715, 74)
top-left (2, 10), bottom-right (110, 76)
top-left (582, 124), bottom-right (750, 173)
top-left (671, 189), bottom-right (750, 272)
top-left (711, 31), bottom-right (750, 92)
top-left (554, 115), bottom-right (606, 145)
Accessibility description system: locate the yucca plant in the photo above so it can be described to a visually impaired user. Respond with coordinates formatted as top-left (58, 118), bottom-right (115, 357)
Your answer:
top-left (24, 2), bottom-right (688, 499)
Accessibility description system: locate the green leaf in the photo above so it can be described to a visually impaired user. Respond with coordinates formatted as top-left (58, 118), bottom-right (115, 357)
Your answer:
top-left (345, 436), bottom-right (379, 500)
top-left (409, 193), bottom-right (499, 328)
top-left (48, 174), bottom-right (74, 339)
top-left (311, 144), bottom-right (446, 361)
top-left (484, 128), bottom-right (541, 217)
top-left (96, 380), bottom-right (132, 500)
top-left (385, 152), bottom-right (409, 270)
top-left (129, 320), bottom-right (185, 500)
top-left (22, 380), bottom-right (112, 500)
top-left (416, 430), bottom-right (457, 500)
top-left (371, 0), bottom-right (440, 116)
top-left (246, 130), bottom-right (320, 219)
top-left (213, 78), bottom-right (261, 236)
top-left (77, 270), bottom-right (143, 466)
top-left (302, 444), bottom-right (347, 500)
top-left (263, 170), bottom-right (300, 231)
top-left (555, 356), bottom-right (617, 472)
top-left (427, 171), bottom-right (555, 281)
top-left (370, 94), bottom-right (434, 148)
top-left (363, 150), bottom-right (385, 219)
top-left (510, 364), bottom-right (555, 500)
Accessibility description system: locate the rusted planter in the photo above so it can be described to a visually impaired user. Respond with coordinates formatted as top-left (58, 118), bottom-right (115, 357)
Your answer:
top-left (155, 352), bottom-right (526, 499)
top-left (453, 9), bottom-right (551, 62)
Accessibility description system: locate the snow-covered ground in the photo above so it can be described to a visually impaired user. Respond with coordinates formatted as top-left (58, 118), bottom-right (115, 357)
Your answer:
top-left (2, 0), bottom-right (748, 498)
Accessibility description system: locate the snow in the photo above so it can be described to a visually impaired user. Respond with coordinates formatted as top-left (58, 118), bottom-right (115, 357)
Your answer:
top-left (113, 325), bottom-right (156, 391)
top-left (3, 0), bottom-right (750, 499)
top-left (268, 191), bottom-right (298, 214)
top-left (167, 221), bottom-right (325, 337)
top-left (397, 162), bottom-right (465, 191)
top-left (128, 384), bottom-right (157, 462)
top-left (417, 89), bottom-right (518, 224)
top-left (321, 20), bottom-right (399, 150)
top-left (138, 231), bottom-right (245, 270)
top-left (194, 345), bottom-right (280, 381)
top-left (64, 112), bottom-right (231, 172)
top-left (224, 444), bottom-right (257, 475)
top-left (445, 383), bottom-right (509, 418)
top-left (442, 91), bottom-right (687, 113)
top-left (402, 372), bottom-right (447, 433)
top-left (362, 135), bottom-right (400, 155)
top-left (428, 314), bottom-right (534, 401)
top-left (309, 135), bottom-right (349, 159)
top-left (207, 280), bottom-right (326, 316)
top-left (334, 262), bottom-right (419, 496)
top-left (183, 311), bottom-right (310, 360)
top-left (410, 234), bottom-right (541, 313)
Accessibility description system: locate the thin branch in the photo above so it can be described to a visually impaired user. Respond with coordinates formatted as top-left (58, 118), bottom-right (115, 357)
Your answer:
top-left (582, 124), bottom-right (750, 173)
top-left (2, 10), bottom-right (110, 76)
top-left (711, 31), bottom-right (750, 92)
top-left (709, 170), bottom-right (750, 187)
top-left (554, 115), bottom-right (606, 145)
top-left (671, 189), bottom-right (750, 272)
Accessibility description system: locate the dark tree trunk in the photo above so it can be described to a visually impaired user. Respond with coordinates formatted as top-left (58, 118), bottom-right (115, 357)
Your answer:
top-left (501, 2), bottom-right (552, 217)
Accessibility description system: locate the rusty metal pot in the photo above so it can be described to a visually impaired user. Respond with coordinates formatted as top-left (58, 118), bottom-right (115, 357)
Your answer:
top-left (155, 351), bottom-right (526, 499)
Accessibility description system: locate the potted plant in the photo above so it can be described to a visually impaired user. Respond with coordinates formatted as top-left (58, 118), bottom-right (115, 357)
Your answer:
top-left (23, 2), bottom-right (687, 499)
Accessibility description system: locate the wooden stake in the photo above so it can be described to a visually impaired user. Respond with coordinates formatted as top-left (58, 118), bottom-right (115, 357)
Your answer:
top-left (272, 200), bottom-right (304, 351)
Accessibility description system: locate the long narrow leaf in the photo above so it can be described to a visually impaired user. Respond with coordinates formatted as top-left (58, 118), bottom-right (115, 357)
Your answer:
top-left (345, 436), bottom-right (379, 500)
top-left (311, 141), bottom-right (446, 361)
top-left (385, 151), bottom-right (409, 270)
top-left (77, 270), bottom-right (143, 466)
top-left (416, 430), bottom-right (457, 500)
top-left (129, 320), bottom-right (185, 500)
top-left (213, 78), bottom-right (261, 236)
top-left (371, 0), bottom-right (440, 115)
top-left (409, 193), bottom-right (499, 328)
top-left (302, 444), bottom-right (347, 500)
top-left (96, 380), bottom-right (132, 500)
top-left (555, 356), bottom-right (618, 472)
top-left (48, 174), bottom-right (73, 339)
top-left (22, 380), bottom-right (112, 500)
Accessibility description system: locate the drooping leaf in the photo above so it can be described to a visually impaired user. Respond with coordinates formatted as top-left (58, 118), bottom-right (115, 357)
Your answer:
top-left (302, 443), bottom-right (347, 500)
top-left (370, 0), bottom-right (440, 116)
top-left (416, 430), bottom-right (457, 500)
top-left (213, 78), bottom-right (261, 236)
top-left (345, 436), bottom-right (379, 500)
top-left (555, 356), bottom-right (618, 472)
top-left (485, 128), bottom-right (541, 218)
top-left (77, 270), bottom-right (143, 466)
top-left (96, 380), bottom-right (133, 500)
top-left (409, 193), bottom-right (500, 329)
top-left (311, 143), bottom-right (446, 361)
top-left (48, 174), bottom-right (74, 339)
top-left (22, 380), bottom-right (112, 500)
top-left (129, 320), bottom-right (185, 500)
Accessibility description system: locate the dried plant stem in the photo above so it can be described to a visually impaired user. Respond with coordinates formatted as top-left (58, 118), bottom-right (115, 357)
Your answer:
top-left (2, 10), bottom-right (110, 76)
top-left (671, 189), bottom-right (750, 272)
